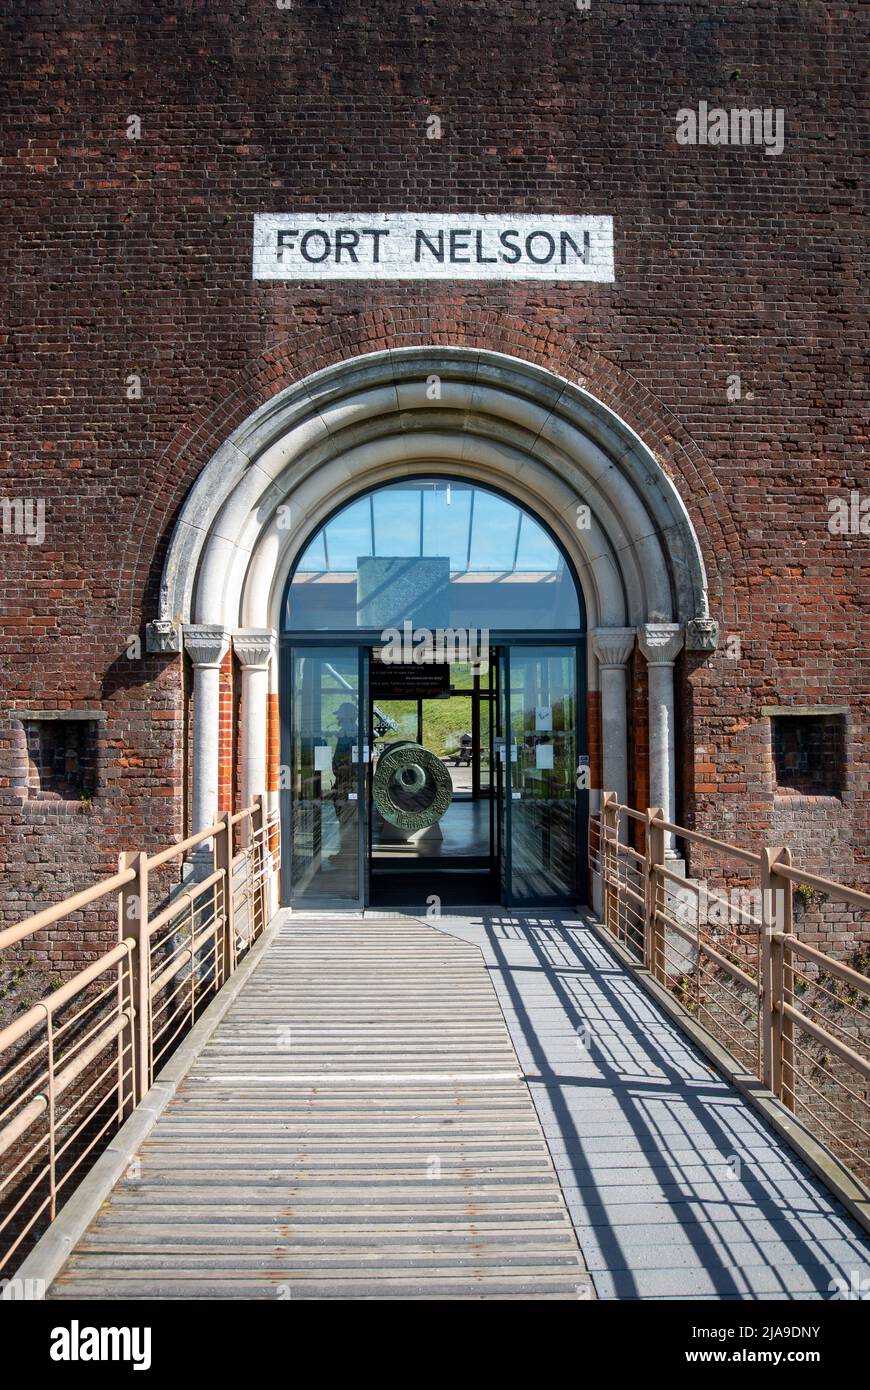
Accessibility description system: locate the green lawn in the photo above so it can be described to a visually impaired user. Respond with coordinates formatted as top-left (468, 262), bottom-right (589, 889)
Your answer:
top-left (375, 694), bottom-right (491, 764)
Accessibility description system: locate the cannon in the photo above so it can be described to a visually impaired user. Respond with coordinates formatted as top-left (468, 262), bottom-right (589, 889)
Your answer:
top-left (372, 740), bottom-right (453, 833)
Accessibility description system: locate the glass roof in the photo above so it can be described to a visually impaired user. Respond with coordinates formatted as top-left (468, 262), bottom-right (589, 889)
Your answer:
top-left (285, 478), bottom-right (583, 632)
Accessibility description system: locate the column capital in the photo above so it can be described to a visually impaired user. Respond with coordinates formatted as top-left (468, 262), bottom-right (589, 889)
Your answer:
top-left (183, 624), bottom-right (230, 668)
top-left (233, 628), bottom-right (277, 670)
top-left (638, 622), bottom-right (684, 666)
top-left (591, 627), bottom-right (635, 668)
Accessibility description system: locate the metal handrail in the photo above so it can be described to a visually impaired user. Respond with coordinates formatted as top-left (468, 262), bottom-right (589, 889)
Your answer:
top-left (145, 816), bottom-right (226, 870)
top-left (146, 868), bottom-right (224, 938)
top-left (774, 933), bottom-right (870, 995)
top-left (0, 794), bottom-right (280, 1273)
top-left (655, 908), bottom-right (759, 995)
top-left (0, 941), bottom-right (133, 1055)
top-left (0, 866), bottom-right (138, 952)
top-left (771, 860), bottom-right (870, 911)
top-left (656, 817), bottom-right (763, 867)
top-left (591, 796), bottom-right (870, 1188)
top-left (778, 1003), bottom-right (870, 1080)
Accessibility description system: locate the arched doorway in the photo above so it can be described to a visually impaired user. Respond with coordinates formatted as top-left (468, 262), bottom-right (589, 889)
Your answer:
top-left (280, 476), bottom-right (587, 907)
top-left (150, 346), bottom-right (716, 912)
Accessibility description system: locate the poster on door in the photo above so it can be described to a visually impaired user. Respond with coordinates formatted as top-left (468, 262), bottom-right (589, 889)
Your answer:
top-left (535, 704), bottom-right (553, 732)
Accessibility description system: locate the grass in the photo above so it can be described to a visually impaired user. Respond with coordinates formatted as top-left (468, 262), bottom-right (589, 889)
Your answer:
top-left (377, 694), bottom-right (486, 760)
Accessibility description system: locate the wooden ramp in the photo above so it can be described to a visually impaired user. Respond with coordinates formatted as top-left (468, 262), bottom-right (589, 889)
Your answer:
top-left (49, 916), bottom-right (592, 1300)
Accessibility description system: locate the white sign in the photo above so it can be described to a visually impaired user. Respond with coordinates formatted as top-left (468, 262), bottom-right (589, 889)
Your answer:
top-left (253, 213), bottom-right (615, 282)
top-left (535, 704), bottom-right (553, 732)
top-left (313, 745), bottom-right (332, 773)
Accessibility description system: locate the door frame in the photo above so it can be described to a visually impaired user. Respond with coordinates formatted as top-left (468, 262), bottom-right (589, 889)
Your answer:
top-left (500, 640), bottom-right (588, 909)
top-left (280, 641), bottom-right (370, 910)
top-left (366, 645), bottom-right (499, 905)
top-left (280, 631), bottom-right (587, 909)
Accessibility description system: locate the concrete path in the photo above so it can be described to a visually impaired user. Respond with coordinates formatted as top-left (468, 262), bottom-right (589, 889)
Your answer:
top-left (430, 910), bottom-right (870, 1299)
top-left (48, 916), bottom-right (592, 1300)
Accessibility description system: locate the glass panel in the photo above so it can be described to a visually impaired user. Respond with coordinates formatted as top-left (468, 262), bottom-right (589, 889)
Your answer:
top-left (370, 693), bottom-right (485, 859)
top-left (421, 695), bottom-right (474, 796)
top-left (448, 661), bottom-right (475, 691)
top-left (372, 700), bottom-right (418, 750)
top-left (496, 649), bottom-right (508, 903)
top-left (285, 478), bottom-right (582, 632)
top-left (467, 491), bottom-right (520, 570)
top-left (372, 489), bottom-right (420, 557)
top-left (507, 647), bottom-right (578, 904)
top-left (288, 648), bottom-right (361, 904)
top-left (422, 485), bottom-right (472, 567)
top-left (296, 530), bottom-right (327, 573)
top-left (319, 497), bottom-right (373, 570)
top-left (477, 687), bottom-right (493, 798)
top-left (515, 513), bottom-right (561, 571)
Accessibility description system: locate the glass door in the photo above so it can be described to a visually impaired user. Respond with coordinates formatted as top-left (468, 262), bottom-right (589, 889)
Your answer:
top-left (281, 645), bottom-right (366, 907)
top-left (495, 648), bottom-right (509, 904)
top-left (367, 654), bottom-right (498, 905)
top-left (503, 645), bottom-right (582, 906)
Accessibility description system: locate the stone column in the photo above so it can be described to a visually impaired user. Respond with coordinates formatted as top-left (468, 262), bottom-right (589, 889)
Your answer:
top-left (233, 629), bottom-right (276, 812)
top-left (184, 625), bottom-right (230, 838)
top-left (591, 628), bottom-right (635, 811)
top-left (638, 622), bottom-right (684, 855)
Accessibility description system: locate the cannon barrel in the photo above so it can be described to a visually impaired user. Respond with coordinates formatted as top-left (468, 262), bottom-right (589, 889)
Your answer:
top-left (372, 740), bottom-right (453, 832)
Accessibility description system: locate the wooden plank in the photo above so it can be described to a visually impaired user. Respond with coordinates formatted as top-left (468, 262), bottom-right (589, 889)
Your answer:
top-left (49, 917), bottom-right (591, 1301)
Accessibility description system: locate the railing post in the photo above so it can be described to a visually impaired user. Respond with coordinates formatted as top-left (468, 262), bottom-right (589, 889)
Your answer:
top-left (761, 845), bottom-right (793, 1104)
top-left (252, 793), bottom-right (266, 938)
top-left (601, 792), bottom-right (619, 938)
top-left (117, 850), bottom-right (150, 1109)
top-left (756, 845), bottom-right (783, 1095)
top-left (213, 810), bottom-right (235, 986)
top-left (646, 807), bottom-right (666, 981)
top-left (779, 849), bottom-right (796, 1113)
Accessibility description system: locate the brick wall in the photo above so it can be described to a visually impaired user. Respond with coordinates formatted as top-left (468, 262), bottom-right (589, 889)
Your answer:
top-left (0, 0), bottom-right (866, 966)
top-left (267, 693), bottom-right (280, 798)
top-left (586, 691), bottom-right (602, 794)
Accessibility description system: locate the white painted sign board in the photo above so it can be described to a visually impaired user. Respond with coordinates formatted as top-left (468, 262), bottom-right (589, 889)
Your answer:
top-left (535, 704), bottom-right (553, 732)
top-left (253, 213), bottom-right (615, 282)
top-left (313, 745), bottom-right (332, 774)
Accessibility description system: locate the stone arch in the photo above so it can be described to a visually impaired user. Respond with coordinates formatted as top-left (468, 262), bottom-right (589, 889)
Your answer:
top-left (157, 345), bottom-right (718, 858)
top-left (157, 346), bottom-right (712, 637)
